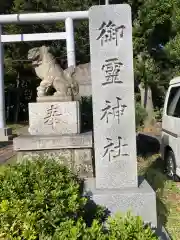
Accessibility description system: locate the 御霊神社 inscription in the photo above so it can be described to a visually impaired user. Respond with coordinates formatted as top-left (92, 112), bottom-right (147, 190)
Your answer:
top-left (96, 16), bottom-right (128, 160)
top-left (101, 58), bottom-right (124, 85)
top-left (100, 97), bottom-right (127, 124)
top-left (96, 20), bottom-right (126, 46)
top-left (89, 5), bottom-right (138, 188)
top-left (103, 136), bottom-right (129, 162)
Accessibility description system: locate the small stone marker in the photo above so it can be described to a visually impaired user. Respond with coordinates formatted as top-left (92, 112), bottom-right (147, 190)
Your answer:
top-left (89, 4), bottom-right (137, 189)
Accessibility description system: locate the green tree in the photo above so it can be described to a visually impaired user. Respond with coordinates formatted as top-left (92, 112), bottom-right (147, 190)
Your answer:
top-left (118, 0), bottom-right (177, 124)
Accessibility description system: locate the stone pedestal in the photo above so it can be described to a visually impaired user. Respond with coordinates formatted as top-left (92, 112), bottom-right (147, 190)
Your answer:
top-left (0, 127), bottom-right (13, 141)
top-left (28, 101), bottom-right (80, 135)
top-left (84, 177), bottom-right (157, 227)
top-left (13, 97), bottom-right (93, 178)
top-left (13, 132), bottom-right (94, 179)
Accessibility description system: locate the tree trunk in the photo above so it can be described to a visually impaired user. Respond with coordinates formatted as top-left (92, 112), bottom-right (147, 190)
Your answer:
top-left (14, 73), bottom-right (20, 123)
top-left (6, 90), bottom-right (11, 122)
top-left (138, 83), bottom-right (154, 127)
top-left (138, 82), bottom-right (145, 107)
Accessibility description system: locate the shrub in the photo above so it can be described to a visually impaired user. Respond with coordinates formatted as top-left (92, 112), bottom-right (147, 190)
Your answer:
top-left (0, 159), bottom-right (87, 239)
top-left (154, 107), bottom-right (163, 122)
top-left (0, 159), bottom-right (158, 239)
top-left (135, 102), bottom-right (147, 129)
top-left (107, 212), bottom-right (157, 240)
top-left (51, 213), bottom-right (158, 240)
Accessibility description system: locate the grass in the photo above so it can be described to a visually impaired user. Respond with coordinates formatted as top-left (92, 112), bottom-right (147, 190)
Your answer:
top-left (5, 154), bottom-right (17, 165)
top-left (138, 154), bottom-right (180, 240)
top-left (7, 122), bottom-right (28, 135)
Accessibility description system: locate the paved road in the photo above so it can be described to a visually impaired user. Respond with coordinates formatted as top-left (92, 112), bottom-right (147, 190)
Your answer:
top-left (0, 141), bottom-right (15, 164)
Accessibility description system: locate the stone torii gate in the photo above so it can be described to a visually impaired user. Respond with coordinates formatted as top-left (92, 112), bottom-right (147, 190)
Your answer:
top-left (0, 11), bottom-right (89, 141)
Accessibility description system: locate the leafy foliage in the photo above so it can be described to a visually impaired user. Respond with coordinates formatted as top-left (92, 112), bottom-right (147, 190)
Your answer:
top-left (0, 159), bottom-right (158, 239)
top-left (107, 212), bottom-right (157, 240)
top-left (135, 102), bottom-right (147, 128)
top-left (0, 159), bottom-right (87, 238)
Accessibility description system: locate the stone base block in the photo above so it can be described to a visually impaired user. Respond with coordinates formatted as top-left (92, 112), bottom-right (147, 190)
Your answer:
top-left (13, 132), bottom-right (94, 178)
top-left (13, 132), bottom-right (92, 151)
top-left (28, 101), bottom-right (80, 135)
top-left (84, 177), bottom-right (157, 227)
top-left (0, 128), bottom-right (13, 141)
top-left (17, 149), bottom-right (94, 178)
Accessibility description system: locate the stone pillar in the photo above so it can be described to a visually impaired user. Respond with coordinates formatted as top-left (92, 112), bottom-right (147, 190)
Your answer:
top-left (0, 25), bottom-right (12, 141)
top-left (86, 4), bottom-right (157, 227)
top-left (89, 4), bottom-right (137, 189)
top-left (65, 17), bottom-right (76, 67)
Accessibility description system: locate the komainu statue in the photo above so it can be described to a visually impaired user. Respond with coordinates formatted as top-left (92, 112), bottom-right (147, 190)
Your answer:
top-left (28, 45), bottom-right (91, 101)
